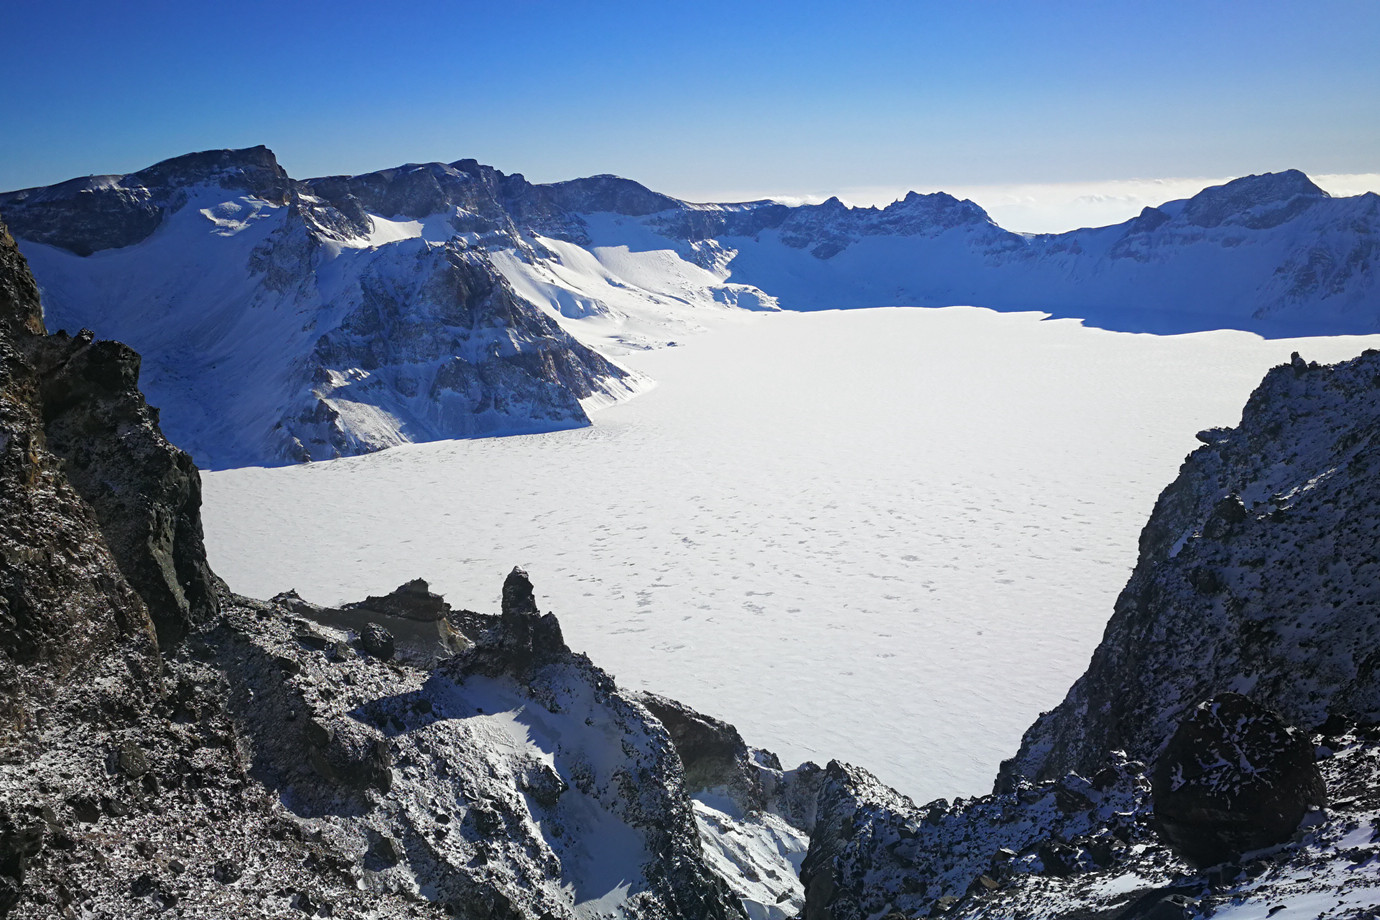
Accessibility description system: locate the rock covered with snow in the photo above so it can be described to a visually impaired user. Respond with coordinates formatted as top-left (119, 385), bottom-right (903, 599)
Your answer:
top-left (899, 719), bottom-right (1380, 919)
top-left (1152, 693), bottom-right (1326, 867)
top-left (2, 561), bottom-right (753, 919)
top-left (794, 754), bottom-right (1156, 920)
top-left (208, 571), bottom-right (746, 920)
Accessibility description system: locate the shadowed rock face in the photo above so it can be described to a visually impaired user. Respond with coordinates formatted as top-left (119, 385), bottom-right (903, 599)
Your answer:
top-left (636, 692), bottom-right (766, 810)
top-left (27, 330), bottom-right (219, 647)
top-left (1152, 693), bottom-right (1325, 867)
top-left (342, 578), bottom-right (447, 622)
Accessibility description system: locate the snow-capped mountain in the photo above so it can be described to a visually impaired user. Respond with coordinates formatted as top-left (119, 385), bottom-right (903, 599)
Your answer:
top-left (2, 147), bottom-right (1377, 467)
top-left (0, 149), bottom-right (646, 467)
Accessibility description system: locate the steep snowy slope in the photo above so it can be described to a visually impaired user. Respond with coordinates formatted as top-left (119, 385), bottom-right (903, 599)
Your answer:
top-left (3, 148), bottom-right (1377, 467)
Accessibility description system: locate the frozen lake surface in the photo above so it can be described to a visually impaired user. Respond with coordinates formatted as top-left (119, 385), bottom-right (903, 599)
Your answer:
top-left (201, 306), bottom-right (1380, 803)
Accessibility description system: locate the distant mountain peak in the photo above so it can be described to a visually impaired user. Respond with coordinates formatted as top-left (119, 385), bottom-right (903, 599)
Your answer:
top-left (1181, 169), bottom-right (1328, 229)
top-left (0, 145), bottom-right (294, 255)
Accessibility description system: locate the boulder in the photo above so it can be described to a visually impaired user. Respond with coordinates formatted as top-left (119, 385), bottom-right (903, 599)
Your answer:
top-left (343, 577), bottom-right (448, 622)
top-left (306, 717), bottom-right (393, 793)
top-left (1152, 693), bottom-right (1325, 866)
top-left (360, 623), bottom-right (395, 660)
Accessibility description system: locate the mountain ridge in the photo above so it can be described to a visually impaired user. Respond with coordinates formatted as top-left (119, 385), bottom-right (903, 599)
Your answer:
top-left (2, 146), bottom-right (1358, 258)
top-left (2, 147), bottom-right (1378, 468)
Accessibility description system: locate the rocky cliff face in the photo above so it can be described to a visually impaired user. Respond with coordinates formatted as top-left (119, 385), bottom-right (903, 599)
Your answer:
top-left (283, 239), bottom-right (629, 462)
top-left (998, 348), bottom-right (1380, 789)
top-left (0, 216), bottom-right (218, 745)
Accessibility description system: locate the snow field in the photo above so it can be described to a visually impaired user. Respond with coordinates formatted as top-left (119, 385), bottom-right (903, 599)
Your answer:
top-left (200, 306), bottom-right (1380, 803)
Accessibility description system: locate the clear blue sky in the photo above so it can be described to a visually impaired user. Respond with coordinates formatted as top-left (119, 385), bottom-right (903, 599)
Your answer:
top-left (2, 0), bottom-right (1377, 199)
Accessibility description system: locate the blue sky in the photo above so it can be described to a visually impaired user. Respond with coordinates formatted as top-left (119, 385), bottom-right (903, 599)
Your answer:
top-left (2, 0), bottom-right (1378, 204)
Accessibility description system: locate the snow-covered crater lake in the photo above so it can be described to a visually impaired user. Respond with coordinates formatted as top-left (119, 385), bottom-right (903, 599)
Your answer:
top-left (201, 305), bottom-right (1380, 803)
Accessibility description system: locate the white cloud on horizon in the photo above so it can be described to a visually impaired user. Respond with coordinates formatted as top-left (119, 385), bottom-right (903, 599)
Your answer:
top-left (681, 173), bottom-right (1380, 235)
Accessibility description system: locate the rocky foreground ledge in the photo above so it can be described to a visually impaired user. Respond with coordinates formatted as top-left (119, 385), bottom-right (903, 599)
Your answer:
top-left (3, 208), bottom-right (1380, 920)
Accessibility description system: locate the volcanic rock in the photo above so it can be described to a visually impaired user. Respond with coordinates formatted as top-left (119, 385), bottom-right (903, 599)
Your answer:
top-left (359, 623), bottom-right (395, 660)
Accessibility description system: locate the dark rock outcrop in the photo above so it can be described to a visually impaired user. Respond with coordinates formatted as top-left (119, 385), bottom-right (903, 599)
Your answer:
top-left (27, 330), bottom-right (218, 647)
top-left (359, 623), bottom-right (395, 660)
top-left (305, 716), bottom-right (393, 793)
top-left (636, 691), bottom-right (766, 811)
top-left (1152, 693), bottom-right (1325, 866)
top-left (342, 578), bottom-right (447, 622)
top-left (276, 581), bottom-right (468, 666)
top-left (454, 567), bottom-right (568, 680)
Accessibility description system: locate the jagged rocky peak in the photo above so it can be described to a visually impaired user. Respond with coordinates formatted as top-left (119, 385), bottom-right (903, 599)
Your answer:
top-left (302, 159), bottom-right (676, 229)
top-left (540, 173), bottom-right (681, 216)
top-left (1179, 168), bottom-right (1329, 229)
top-left (119, 145), bottom-right (290, 199)
top-left (304, 159), bottom-right (500, 222)
top-left (890, 189), bottom-right (992, 222)
top-left (456, 566), bottom-right (567, 681)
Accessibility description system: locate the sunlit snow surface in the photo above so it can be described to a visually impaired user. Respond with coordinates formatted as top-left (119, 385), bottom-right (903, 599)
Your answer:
top-left (201, 306), bottom-right (1380, 803)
